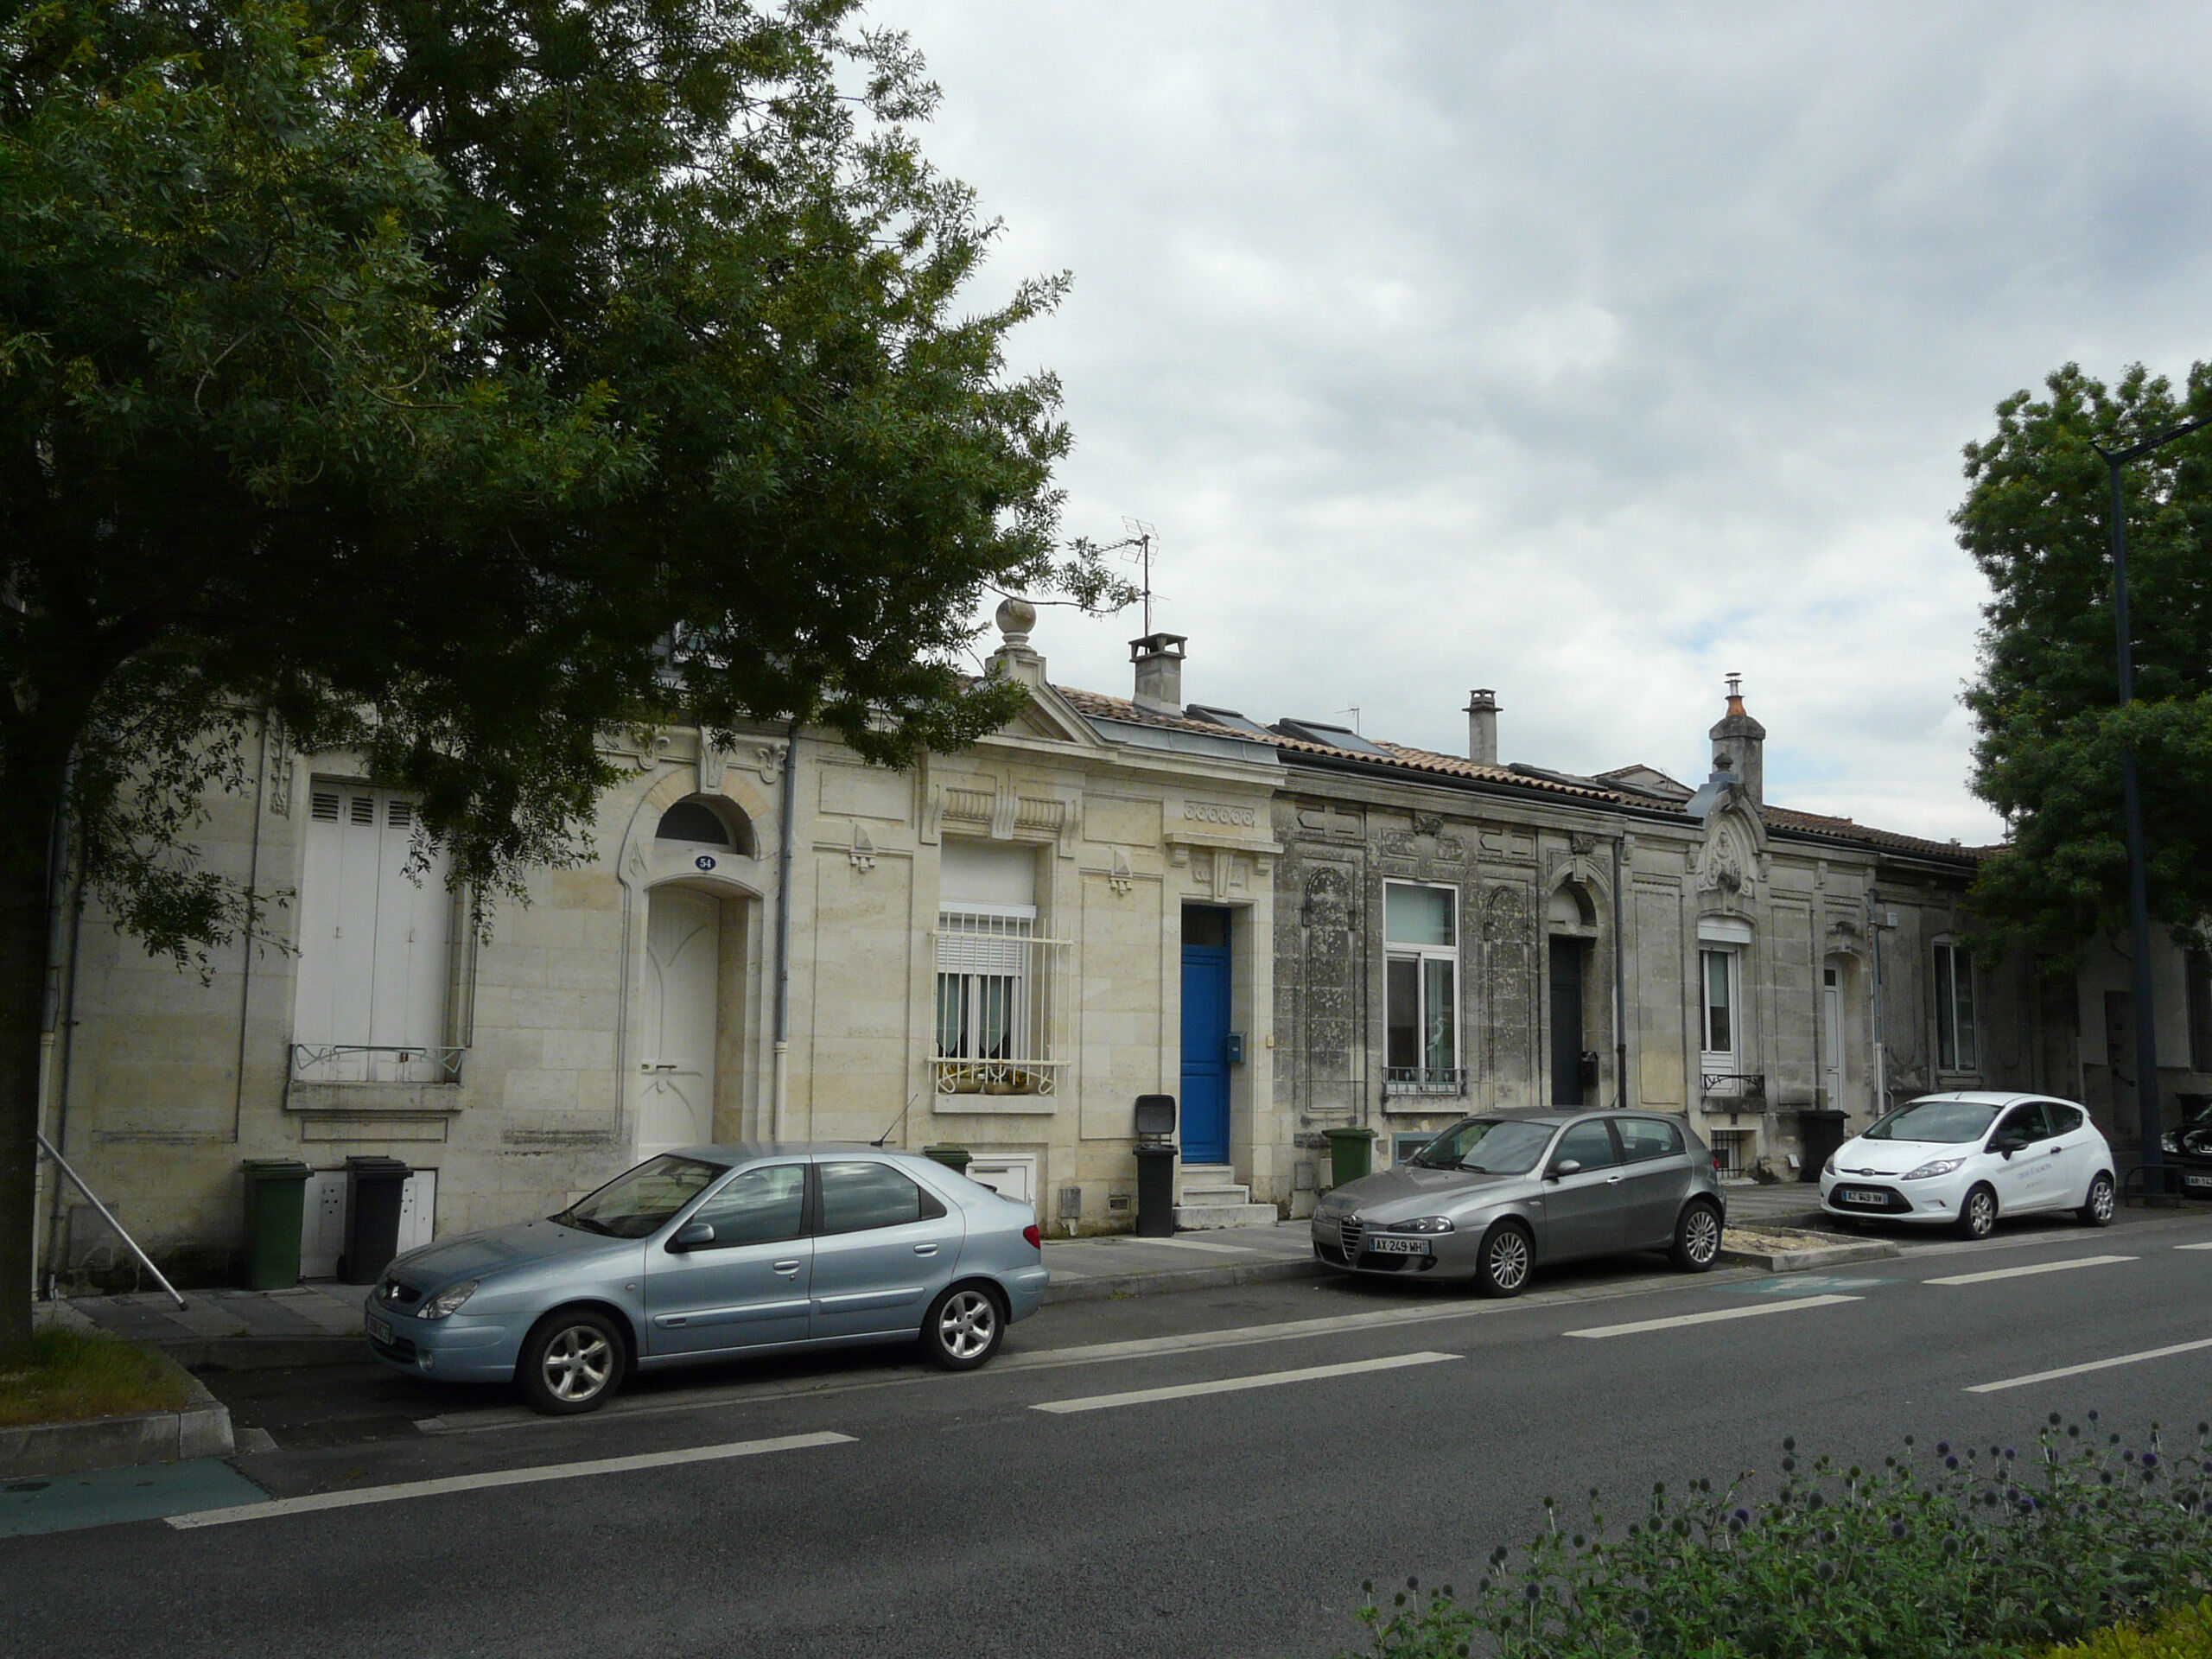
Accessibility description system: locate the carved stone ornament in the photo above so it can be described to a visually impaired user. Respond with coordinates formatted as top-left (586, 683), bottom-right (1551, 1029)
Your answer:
top-left (1695, 817), bottom-right (1758, 901)
top-left (1302, 865), bottom-right (1351, 929)
top-left (264, 722), bottom-right (295, 817)
top-left (749, 741), bottom-right (786, 786)
top-left (699, 735), bottom-right (727, 791)
top-left (849, 821), bottom-right (876, 874)
top-left (626, 724), bottom-right (672, 772)
top-left (1482, 886), bottom-right (1527, 944)
top-left (1569, 831), bottom-right (1598, 855)
top-left (1109, 848), bottom-right (1134, 898)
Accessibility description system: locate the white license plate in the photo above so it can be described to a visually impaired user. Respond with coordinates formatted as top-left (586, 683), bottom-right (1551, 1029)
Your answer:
top-left (1838, 1188), bottom-right (1887, 1207)
top-left (1366, 1236), bottom-right (1431, 1255)
top-left (2186, 1173), bottom-right (2212, 1190)
top-left (365, 1313), bottom-right (393, 1344)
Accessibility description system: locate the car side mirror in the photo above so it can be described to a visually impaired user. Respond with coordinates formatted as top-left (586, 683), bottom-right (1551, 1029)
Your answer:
top-left (670, 1220), bottom-right (715, 1251)
top-left (1548, 1159), bottom-right (1584, 1180)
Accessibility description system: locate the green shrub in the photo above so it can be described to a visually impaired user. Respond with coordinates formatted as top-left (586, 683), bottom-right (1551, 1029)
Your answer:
top-left (0, 1328), bottom-right (191, 1427)
top-left (1346, 1414), bottom-right (2212, 1659)
top-left (2041, 1599), bottom-right (2212, 1659)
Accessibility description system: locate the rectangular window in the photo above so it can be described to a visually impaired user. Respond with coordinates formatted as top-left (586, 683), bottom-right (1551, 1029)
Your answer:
top-left (1934, 941), bottom-right (1977, 1071)
top-left (1384, 882), bottom-right (1460, 1093)
top-left (933, 842), bottom-right (1064, 1097)
top-left (292, 784), bottom-right (455, 1083)
top-left (1700, 949), bottom-right (1737, 1058)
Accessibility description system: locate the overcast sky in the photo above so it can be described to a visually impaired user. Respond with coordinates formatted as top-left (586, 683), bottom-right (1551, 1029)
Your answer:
top-left (870, 1), bottom-right (2212, 842)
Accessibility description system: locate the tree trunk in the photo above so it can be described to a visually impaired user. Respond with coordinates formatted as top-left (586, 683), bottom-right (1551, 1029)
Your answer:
top-left (0, 772), bottom-right (60, 1351)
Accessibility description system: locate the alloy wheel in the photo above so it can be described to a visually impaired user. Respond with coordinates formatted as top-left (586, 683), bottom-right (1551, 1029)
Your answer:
top-left (1487, 1229), bottom-right (1530, 1291)
top-left (542, 1324), bottom-right (613, 1402)
top-left (1682, 1205), bottom-right (1721, 1264)
top-left (2088, 1175), bottom-right (2115, 1224)
top-left (937, 1288), bottom-right (998, 1361)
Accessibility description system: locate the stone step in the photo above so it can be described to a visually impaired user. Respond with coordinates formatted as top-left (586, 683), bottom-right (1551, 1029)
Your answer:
top-left (1179, 1184), bottom-right (1252, 1205)
top-left (1173, 1201), bottom-right (1281, 1230)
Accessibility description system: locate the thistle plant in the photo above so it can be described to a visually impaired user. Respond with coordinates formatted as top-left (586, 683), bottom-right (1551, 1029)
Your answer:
top-left (1348, 1413), bottom-right (2212, 1659)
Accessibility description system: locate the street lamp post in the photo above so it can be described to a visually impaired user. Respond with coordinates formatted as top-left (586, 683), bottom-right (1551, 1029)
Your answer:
top-left (2094, 412), bottom-right (2212, 1195)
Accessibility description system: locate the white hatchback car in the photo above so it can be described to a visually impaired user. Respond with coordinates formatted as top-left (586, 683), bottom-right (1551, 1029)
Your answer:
top-left (1820, 1091), bottom-right (2117, 1239)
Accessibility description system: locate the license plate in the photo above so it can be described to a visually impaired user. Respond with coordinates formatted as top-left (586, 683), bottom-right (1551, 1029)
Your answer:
top-left (1366, 1236), bottom-right (1431, 1255)
top-left (1837, 1188), bottom-right (1887, 1208)
top-left (365, 1313), bottom-right (393, 1344)
top-left (2186, 1173), bottom-right (2212, 1190)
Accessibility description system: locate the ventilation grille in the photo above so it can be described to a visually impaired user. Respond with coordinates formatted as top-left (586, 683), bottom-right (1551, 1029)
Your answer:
top-left (310, 791), bottom-right (340, 823)
top-left (387, 800), bottom-right (413, 828)
top-left (349, 796), bottom-right (376, 825)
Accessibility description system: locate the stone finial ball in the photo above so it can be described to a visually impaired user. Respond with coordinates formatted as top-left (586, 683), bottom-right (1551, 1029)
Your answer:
top-left (995, 596), bottom-right (1038, 639)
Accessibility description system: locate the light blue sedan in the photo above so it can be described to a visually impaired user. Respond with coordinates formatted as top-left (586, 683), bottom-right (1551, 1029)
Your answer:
top-left (362, 1144), bottom-right (1049, 1413)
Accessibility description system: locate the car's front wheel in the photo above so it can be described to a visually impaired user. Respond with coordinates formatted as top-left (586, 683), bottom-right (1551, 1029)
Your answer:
top-left (2078, 1171), bottom-right (2116, 1227)
top-left (1954, 1184), bottom-right (1998, 1241)
top-left (518, 1308), bottom-right (626, 1414)
top-left (923, 1283), bottom-right (1005, 1370)
top-left (1670, 1200), bottom-right (1723, 1272)
top-left (1474, 1222), bottom-right (1534, 1299)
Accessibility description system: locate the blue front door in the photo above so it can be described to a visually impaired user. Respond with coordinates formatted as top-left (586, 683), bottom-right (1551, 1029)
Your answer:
top-left (1180, 907), bottom-right (1233, 1165)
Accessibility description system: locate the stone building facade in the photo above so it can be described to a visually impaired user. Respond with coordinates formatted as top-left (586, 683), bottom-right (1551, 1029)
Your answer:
top-left (34, 610), bottom-right (2212, 1287)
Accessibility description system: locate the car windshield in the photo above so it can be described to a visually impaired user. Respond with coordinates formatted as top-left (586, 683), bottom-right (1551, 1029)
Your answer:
top-left (554, 1154), bottom-right (727, 1238)
top-left (1410, 1118), bottom-right (1554, 1175)
top-left (1864, 1100), bottom-right (2001, 1145)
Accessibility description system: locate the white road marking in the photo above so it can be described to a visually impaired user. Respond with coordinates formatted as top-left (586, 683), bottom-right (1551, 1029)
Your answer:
top-left (164, 1431), bottom-right (854, 1529)
top-left (1565, 1294), bottom-right (1863, 1338)
top-left (1967, 1337), bottom-right (2212, 1394)
top-left (1032, 1351), bottom-right (1458, 1414)
top-left (2177, 1243), bottom-right (2212, 1252)
top-left (1113, 1236), bottom-right (1262, 1255)
top-left (1923, 1254), bottom-right (2136, 1287)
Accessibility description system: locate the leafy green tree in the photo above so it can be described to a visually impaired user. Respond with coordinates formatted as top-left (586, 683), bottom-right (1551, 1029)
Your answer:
top-left (0, 0), bottom-right (1115, 1347)
top-left (1958, 362), bottom-right (2212, 966)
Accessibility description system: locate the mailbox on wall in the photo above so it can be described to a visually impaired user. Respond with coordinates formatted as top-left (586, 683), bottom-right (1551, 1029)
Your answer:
top-left (1225, 1032), bottom-right (1245, 1065)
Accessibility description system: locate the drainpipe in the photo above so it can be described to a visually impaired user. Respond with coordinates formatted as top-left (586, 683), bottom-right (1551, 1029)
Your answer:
top-left (232, 712), bottom-right (270, 1143)
top-left (1868, 895), bottom-right (1888, 1116)
top-left (770, 721), bottom-right (800, 1141)
top-left (1612, 833), bottom-right (1630, 1107)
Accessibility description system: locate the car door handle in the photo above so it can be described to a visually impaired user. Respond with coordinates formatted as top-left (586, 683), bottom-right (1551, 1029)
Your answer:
top-left (912, 1243), bottom-right (939, 1256)
top-left (1605, 1174), bottom-right (1624, 1184)
top-left (772, 1259), bottom-right (802, 1275)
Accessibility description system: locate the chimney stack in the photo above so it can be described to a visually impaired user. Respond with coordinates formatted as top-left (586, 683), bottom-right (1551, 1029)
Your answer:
top-left (1465, 689), bottom-right (1498, 766)
top-left (1707, 671), bottom-right (1766, 807)
top-left (1130, 632), bottom-right (1187, 716)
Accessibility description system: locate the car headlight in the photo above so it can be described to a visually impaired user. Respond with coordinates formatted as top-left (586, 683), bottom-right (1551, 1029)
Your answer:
top-left (1382, 1217), bottom-right (1456, 1235)
top-left (1902, 1158), bottom-right (1967, 1181)
top-left (416, 1279), bottom-right (480, 1320)
top-left (1822, 1153), bottom-right (1838, 1177)
top-left (2164, 1133), bottom-right (2181, 1154)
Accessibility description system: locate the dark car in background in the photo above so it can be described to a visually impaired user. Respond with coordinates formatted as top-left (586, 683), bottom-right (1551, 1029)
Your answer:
top-left (2166, 1096), bottom-right (2212, 1198)
top-left (1311, 1110), bottom-right (1728, 1297)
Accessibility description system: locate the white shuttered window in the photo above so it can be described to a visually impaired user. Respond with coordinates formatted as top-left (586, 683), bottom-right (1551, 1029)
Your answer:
top-left (293, 785), bottom-right (454, 1081)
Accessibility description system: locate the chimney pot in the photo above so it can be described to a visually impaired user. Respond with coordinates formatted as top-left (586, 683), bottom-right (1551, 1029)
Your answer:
top-left (1130, 632), bottom-right (1187, 716)
top-left (1465, 688), bottom-right (1499, 766)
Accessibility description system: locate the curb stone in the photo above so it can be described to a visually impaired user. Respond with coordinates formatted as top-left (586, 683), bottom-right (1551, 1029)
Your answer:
top-left (1715, 1238), bottom-right (1902, 1272)
top-left (0, 1351), bottom-right (234, 1479)
top-left (1042, 1256), bottom-right (1322, 1304)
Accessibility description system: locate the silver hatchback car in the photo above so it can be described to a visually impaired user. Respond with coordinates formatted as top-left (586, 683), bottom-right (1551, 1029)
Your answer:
top-left (1313, 1111), bottom-right (1728, 1295)
top-left (363, 1144), bottom-right (1049, 1413)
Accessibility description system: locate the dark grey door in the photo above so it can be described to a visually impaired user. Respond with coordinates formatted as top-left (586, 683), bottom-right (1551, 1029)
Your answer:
top-left (1537, 1119), bottom-right (1624, 1260)
top-left (1550, 938), bottom-right (1586, 1106)
top-left (1613, 1116), bottom-right (1692, 1249)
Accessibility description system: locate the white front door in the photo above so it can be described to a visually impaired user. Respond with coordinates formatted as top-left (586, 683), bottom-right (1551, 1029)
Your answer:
top-left (639, 887), bottom-right (721, 1160)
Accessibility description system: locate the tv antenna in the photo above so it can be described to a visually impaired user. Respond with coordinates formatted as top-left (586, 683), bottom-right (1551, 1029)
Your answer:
top-left (1116, 518), bottom-right (1159, 634)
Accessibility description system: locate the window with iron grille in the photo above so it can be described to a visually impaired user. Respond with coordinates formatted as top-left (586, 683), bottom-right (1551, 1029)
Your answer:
top-left (932, 907), bottom-right (1066, 1096)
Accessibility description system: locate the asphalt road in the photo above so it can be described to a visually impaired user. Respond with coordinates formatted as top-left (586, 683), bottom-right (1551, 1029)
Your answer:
top-left (8, 1206), bottom-right (2212, 1659)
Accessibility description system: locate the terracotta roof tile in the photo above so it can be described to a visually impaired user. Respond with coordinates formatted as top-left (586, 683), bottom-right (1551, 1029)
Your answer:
top-left (1052, 683), bottom-right (1982, 866)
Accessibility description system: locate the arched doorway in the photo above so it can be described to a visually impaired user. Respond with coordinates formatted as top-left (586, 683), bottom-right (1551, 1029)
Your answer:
top-left (639, 885), bottom-right (721, 1160)
top-left (1547, 882), bottom-right (1598, 1106)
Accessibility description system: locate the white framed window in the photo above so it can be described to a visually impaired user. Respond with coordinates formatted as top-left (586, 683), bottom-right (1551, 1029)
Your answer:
top-left (1384, 882), bottom-right (1461, 1093)
top-left (1696, 916), bottom-right (1752, 1094)
top-left (292, 784), bottom-right (457, 1084)
top-left (1933, 940), bottom-right (1977, 1071)
top-left (933, 842), bottom-right (1065, 1097)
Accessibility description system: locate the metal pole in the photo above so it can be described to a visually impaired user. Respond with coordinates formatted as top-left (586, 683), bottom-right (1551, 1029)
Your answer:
top-left (35, 1132), bottom-right (188, 1311)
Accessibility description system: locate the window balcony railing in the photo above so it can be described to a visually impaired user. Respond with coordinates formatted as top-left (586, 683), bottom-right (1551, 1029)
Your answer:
top-left (289, 1044), bottom-right (465, 1085)
top-left (1384, 1065), bottom-right (1467, 1096)
top-left (931, 1056), bottom-right (1066, 1098)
